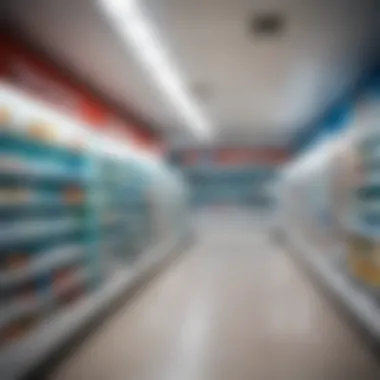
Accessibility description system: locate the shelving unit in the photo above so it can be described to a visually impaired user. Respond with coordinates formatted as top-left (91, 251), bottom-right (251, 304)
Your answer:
top-left (0, 84), bottom-right (189, 380)
top-left (284, 226), bottom-right (380, 341)
top-left (169, 146), bottom-right (283, 209)
top-left (0, 235), bottom-right (184, 380)
top-left (278, 127), bottom-right (380, 348)
top-left (351, 134), bottom-right (380, 234)
top-left (0, 127), bottom-right (92, 345)
top-left (184, 165), bottom-right (277, 207)
top-left (95, 156), bottom-right (152, 274)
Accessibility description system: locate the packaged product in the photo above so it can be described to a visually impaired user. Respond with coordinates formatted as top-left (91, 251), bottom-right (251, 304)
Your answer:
top-left (347, 234), bottom-right (380, 286)
top-left (60, 285), bottom-right (84, 306)
top-left (28, 121), bottom-right (57, 143)
top-left (0, 316), bottom-right (38, 345)
top-left (64, 187), bottom-right (83, 204)
top-left (3, 253), bottom-right (30, 271)
top-left (0, 106), bottom-right (11, 125)
top-left (52, 267), bottom-right (77, 296)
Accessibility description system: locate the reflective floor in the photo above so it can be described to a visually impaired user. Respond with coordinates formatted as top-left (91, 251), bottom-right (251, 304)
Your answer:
top-left (51, 210), bottom-right (380, 380)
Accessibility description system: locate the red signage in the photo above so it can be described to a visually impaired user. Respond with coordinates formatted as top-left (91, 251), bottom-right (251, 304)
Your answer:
top-left (216, 148), bottom-right (289, 165)
top-left (0, 33), bottom-right (161, 152)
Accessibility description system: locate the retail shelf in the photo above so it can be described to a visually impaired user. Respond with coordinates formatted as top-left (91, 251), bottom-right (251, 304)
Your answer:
top-left (101, 215), bottom-right (129, 229)
top-left (0, 86), bottom-right (190, 380)
top-left (356, 200), bottom-right (380, 214)
top-left (362, 148), bottom-right (380, 163)
top-left (0, 130), bottom-right (84, 157)
top-left (345, 220), bottom-right (380, 240)
top-left (0, 199), bottom-right (84, 211)
top-left (102, 234), bottom-right (125, 251)
top-left (0, 219), bottom-right (82, 246)
top-left (284, 227), bottom-right (380, 340)
top-left (357, 185), bottom-right (380, 201)
top-left (0, 167), bottom-right (88, 184)
top-left (0, 233), bottom-right (189, 380)
top-left (0, 245), bottom-right (84, 289)
top-left (361, 173), bottom-right (380, 187)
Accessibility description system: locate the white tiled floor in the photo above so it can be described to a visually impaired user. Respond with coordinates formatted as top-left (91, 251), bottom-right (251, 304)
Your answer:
top-left (51, 210), bottom-right (380, 380)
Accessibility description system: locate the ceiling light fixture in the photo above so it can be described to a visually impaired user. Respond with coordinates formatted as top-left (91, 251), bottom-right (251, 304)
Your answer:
top-left (98, 0), bottom-right (212, 139)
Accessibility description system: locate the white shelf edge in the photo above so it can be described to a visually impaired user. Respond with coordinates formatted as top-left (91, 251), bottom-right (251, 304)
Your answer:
top-left (0, 220), bottom-right (81, 246)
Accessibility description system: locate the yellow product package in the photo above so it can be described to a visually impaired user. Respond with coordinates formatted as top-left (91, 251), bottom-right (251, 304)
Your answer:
top-left (347, 234), bottom-right (380, 286)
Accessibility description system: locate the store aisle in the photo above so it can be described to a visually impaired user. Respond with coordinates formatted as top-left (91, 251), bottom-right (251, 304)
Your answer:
top-left (51, 210), bottom-right (380, 380)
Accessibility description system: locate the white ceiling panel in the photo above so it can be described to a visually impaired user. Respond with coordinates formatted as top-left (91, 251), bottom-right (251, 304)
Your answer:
top-left (142, 0), bottom-right (378, 139)
top-left (5, 0), bottom-right (379, 144)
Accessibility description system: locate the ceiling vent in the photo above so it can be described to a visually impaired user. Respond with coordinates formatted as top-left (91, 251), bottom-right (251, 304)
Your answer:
top-left (249, 12), bottom-right (285, 37)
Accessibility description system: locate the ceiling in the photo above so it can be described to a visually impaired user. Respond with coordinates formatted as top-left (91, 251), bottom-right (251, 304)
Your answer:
top-left (4, 0), bottom-right (379, 145)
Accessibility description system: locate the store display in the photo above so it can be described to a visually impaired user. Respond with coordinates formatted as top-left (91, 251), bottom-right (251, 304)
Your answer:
top-left (0, 83), bottom-right (189, 378)
top-left (278, 80), bottom-right (380, 344)
top-left (178, 164), bottom-right (277, 207)
top-left (0, 123), bottom-right (89, 344)
top-left (341, 130), bottom-right (380, 288)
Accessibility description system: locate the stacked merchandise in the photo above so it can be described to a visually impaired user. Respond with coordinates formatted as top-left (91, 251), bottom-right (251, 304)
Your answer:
top-left (98, 158), bottom-right (152, 271)
top-left (98, 157), bottom-right (133, 274)
top-left (0, 85), bottom-right (189, 377)
top-left (0, 113), bottom-right (94, 346)
top-left (278, 92), bottom-right (380, 344)
top-left (346, 131), bottom-right (380, 289)
top-left (170, 147), bottom-right (282, 207)
top-left (181, 165), bottom-right (277, 207)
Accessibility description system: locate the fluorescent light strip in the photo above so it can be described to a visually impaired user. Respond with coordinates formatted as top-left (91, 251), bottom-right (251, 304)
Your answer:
top-left (99, 0), bottom-right (212, 138)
